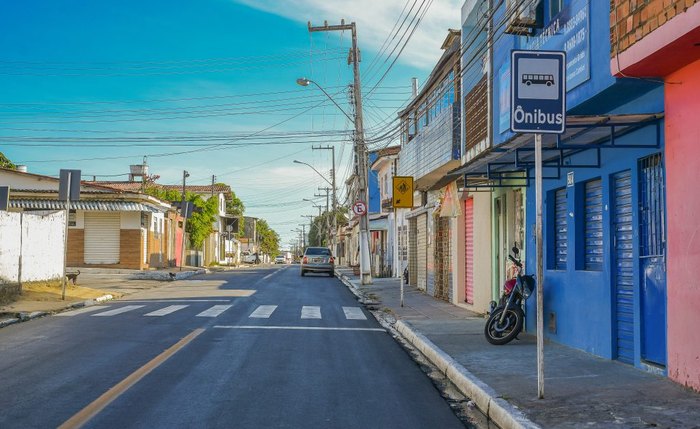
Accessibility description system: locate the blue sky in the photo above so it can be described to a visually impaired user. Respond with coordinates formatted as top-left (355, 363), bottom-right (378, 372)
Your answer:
top-left (0, 0), bottom-right (461, 245)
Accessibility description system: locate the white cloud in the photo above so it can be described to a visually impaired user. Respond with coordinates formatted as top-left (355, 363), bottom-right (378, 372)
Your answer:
top-left (235, 0), bottom-right (463, 70)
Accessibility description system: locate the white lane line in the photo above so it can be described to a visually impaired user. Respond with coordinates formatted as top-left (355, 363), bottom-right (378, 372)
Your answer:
top-left (92, 305), bottom-right (145, 317)
top-left (301, 306), bottom-right (321, 319)
top-left (196, 305), bottom-right (233, 318)
top-left (214, 325), bottom-right (384, 332)
top-left (262, 272), bottom-right (274, 280)
top-left (57, 306), bottom-right (109, 317)
top-left (249, 305), bottom-right (278, 318)
top-left (342, 307), bottom-right (367, 320)
top-left (144, 305), bottom-right (189, 317)
top-left (121, 299), bottom-right (231, 303)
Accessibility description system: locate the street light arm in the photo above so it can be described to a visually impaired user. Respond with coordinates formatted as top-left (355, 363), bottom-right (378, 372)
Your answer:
top-left (293, 160), bottom-right (333, 187)
top-left (296, 78), bottom-right (355, 124)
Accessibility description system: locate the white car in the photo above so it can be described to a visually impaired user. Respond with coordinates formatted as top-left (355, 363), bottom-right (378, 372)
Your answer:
top-left (274, 255), bottom-right (286, 264)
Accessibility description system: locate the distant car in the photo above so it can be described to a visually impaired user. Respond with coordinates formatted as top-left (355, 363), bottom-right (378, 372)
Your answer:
top-left (274, 255), bottom-right (286, 264)
top-left (300, 247), bottom-right (335, 277)
top-left (241, 251), bottom-right (260, 264)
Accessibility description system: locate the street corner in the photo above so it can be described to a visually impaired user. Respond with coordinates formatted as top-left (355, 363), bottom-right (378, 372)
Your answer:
top-left (0, 281), bottom-right (121, 321)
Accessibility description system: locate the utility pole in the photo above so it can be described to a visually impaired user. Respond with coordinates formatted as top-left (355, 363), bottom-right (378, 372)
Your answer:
top-left (312, 145), bottom-right (337, 255)
top-left (180, 170), bottom-right (190, 271)
top-left (301, 214), bottom-right (317, 245)
top-left (308, 20), bottom-right (372, 284)
top-left (317, 186), bottom-right (331, 247)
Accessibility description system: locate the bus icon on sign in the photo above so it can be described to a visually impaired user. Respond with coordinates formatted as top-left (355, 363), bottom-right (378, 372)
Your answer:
top-left (522, 74), bottom-right (554, 86)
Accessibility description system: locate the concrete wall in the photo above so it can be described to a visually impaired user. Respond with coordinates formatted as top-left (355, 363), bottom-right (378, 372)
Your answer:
top-left (665, 58), bottom-right (700, 392)
top-left (0, 211), bottom-right (65, 286)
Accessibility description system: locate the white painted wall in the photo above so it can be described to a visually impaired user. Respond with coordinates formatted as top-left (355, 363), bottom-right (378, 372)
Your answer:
top-left (0, 210), bottom-right (65, 284)
top-left (0, 212), bottom-right (21, 283)
top-left (21, 211), bottom-right (65, 282)
top-left (121, 211), bottom-right (141, 229)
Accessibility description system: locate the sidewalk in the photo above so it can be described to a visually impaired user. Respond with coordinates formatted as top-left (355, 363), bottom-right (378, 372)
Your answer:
top-left (335, 267), bottom-right (700, 429)
top-left (0, 266), bottom-right (205, 326)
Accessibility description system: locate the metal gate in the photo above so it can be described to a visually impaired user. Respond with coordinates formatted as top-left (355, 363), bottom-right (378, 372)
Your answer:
top-left (416, 214), bottom-right (427, 291)
top-left (639, 153), bottom-right (667, 366)
top-left (408, 217), bottom-right (417, 286)
top-left (613, 171), bottom-right (634, 364)
top-left (554, 188), bottom-right (568, 270)
top-left (464, 198), bottom-right (474, 304)
top-left (584, 179), bottom-right (604, 270)
top-left (84, 212), bottom-right (120, 264)
top-left (434, 216), bottom-right (450, 301)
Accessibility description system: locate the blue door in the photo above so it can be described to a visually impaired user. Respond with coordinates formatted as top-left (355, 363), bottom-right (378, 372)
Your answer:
top-left (613, 170), bottom-right (635, 364)
top-left (638, 154), bottom-right (667, 366)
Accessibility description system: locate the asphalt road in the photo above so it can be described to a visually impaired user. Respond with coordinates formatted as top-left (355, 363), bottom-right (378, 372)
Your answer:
top-left (0, 266), bottom-right (467, 429)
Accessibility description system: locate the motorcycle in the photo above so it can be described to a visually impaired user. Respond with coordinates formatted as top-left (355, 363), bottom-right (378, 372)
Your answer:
top-left (484, 245), bottom-right (536, 345)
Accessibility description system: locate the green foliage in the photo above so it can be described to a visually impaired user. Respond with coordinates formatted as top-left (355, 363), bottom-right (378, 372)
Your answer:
top-left (0, 152), bottom-right (16, 169)
top-left (186, 194), bottom-right (218, 248)
top-left (144, 186), bottom-right (180, 202)
top-left (309, 206), bottom-right (348, 247)
top-left (255, 218), bottom-right (280, 258)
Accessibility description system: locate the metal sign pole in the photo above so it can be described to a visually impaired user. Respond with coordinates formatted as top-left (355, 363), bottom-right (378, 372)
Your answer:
top-left (535, 133), bottom-right (545, 399)
top-left (61, 172), bottom-right (71, 301)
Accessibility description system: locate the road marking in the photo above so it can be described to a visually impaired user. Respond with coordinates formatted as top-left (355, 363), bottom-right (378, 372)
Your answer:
top-left (342, 307), bottom-right (367, 320)
top-left (144, 305), bottom-right (189, 317)
top-left (56, 306), bottom-right (108, 317)
top-left (214, 325), bottom-right (384, 332)
top-left (301, 306), bottom-right (321, 319)
top-left (121, 299), bottom-right (231, 303)
top-left (196, 305), bottom-right (232, 318)
top-left (92, 305), bottom-right (145, 317)
top-left (58, 328), bottom-right (205, 429)
top-left (249, 305), bottom-right (277, 318)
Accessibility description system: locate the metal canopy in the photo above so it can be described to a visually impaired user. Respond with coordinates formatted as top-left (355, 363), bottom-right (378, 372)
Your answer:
top-left (458, 113), bottom-right (663, 189)
top-left (10, 199), bottom-right (163, 212)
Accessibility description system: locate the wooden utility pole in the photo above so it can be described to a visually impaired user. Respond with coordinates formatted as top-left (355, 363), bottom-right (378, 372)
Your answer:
top-left (312, 145), bottom-right (337, 253)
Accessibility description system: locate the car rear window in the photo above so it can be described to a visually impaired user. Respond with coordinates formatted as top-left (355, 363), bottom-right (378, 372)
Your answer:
top-left (305, 248), bottom-right (331, 256)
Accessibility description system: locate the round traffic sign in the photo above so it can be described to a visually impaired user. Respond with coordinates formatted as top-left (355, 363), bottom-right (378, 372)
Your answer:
top-left (352, 200), bottom-right (367, 216)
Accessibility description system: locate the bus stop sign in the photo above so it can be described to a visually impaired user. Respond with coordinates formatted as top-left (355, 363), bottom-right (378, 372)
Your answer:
top-left (511, 50), bottom-right (566, 134)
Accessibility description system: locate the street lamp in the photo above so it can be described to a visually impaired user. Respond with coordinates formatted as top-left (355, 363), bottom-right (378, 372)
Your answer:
top-left (297, 75), bottom-right (371, 284)
top-left (296, 78), bottom-right (354, 123)
top-left (293, 160), bottom-right (333, 187)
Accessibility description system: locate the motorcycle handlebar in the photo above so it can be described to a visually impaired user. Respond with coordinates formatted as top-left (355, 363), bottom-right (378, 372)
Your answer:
top-left (508, 255), bottom-right (523, 268)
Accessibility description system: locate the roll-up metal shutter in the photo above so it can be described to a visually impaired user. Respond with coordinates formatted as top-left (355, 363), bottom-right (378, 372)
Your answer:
top-left (613, 170), bottom-right (634, 364)
top-left (84, 212), bottom-right (120, 264)
top-left (584, 179), bottom-right (603, 270)
top-left (416, 213), bottom-right (427, 291)
top-left (554, 188), bottom-right (568, 270)
top-left (464, 198), bottom-right (474, 304)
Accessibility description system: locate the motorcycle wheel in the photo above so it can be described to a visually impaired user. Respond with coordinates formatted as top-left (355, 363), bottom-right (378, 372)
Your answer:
top-left (484, 307), bottom-right (524, 345)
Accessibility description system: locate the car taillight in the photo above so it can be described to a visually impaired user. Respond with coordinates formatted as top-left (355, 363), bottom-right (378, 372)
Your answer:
top-left (302, 257), bottom-right (308, 264)
top-left (329, 257), bottom-right (335, 264)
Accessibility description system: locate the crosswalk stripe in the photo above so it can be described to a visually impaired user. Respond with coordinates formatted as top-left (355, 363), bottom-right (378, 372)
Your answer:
top-left (196, 305), bottom-right (232, 318)
top-left (92, 305), bottom-right (145, 317)
top-left (57, 306), bottom-right (109, 317)
top-left (301, 306), bottom-right (321, 319)
top-left (249, 305), bottom-right (277, 318)
top-left (342, 307), bottom-right (367, 320)
top-left (145, 305), bottom-right (189, 317)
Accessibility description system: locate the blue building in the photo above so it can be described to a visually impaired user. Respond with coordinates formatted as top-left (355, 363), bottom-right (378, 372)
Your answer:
top-left (459, 0), bottom-right (667, 372)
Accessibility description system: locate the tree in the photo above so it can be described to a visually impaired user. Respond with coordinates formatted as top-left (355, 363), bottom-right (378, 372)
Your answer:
top-left (0, 152), bottom-right (16, 169)
top-left (256, 218), bottom-right (280, 258)
top-left (309, 206), bottom-right (348, 247)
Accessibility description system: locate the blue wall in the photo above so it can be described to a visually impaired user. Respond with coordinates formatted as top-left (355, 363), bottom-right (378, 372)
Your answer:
top-left (489, 0), bottom-right (666, 363)
top-left (368, 151), bottom-right (380, 213)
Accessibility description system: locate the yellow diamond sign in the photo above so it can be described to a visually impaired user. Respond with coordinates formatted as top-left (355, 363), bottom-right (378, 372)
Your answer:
top-left (392, 176), bottom-right (414, 208)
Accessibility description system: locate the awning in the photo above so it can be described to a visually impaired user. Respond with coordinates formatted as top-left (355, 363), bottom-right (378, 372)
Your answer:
top-left (10, 199), bottom-right (163, 212)
top-left (451, 113), bottom-right (663, 188)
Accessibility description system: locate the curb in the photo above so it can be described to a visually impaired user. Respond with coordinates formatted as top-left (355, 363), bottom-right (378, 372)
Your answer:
top-left (0, 293), bottom-right (115, 329)
top-left (394, 320), bottom-right (540, 429)
top-left (334, 268), bottom-right (539, 429)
